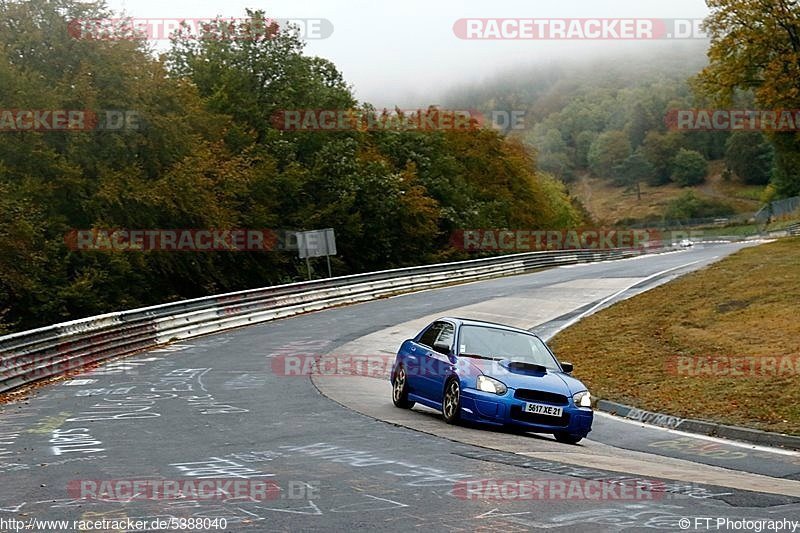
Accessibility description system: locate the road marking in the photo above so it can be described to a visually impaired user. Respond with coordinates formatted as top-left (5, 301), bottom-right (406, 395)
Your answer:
top-left (63, 379), bottom-right (97, 386)
top-left (475, 508), bottom-right (532, 519)
top-left (595, 411), bottom-right (800, 457)
top-left (545, 259), bottom-right (703, 339)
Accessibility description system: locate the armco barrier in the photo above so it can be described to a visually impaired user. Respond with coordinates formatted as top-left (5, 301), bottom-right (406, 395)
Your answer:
top-left (0, 247), bottom-right (667, 394)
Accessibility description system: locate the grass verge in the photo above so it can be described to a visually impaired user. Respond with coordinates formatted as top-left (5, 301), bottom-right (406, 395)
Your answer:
top-left (549, 237), bottom-right (800, 435)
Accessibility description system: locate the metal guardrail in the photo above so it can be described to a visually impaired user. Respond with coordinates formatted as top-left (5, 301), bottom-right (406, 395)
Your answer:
top-left (787, 222), bottom-right (800, 236)
top-left (0, 246), bottom-right (667, 394)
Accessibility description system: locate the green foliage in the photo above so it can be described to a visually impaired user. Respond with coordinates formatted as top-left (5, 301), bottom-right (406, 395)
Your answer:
top-left (670, 149), bottom-right (708, 187)
top-left (664, 191), bottom-right (735, 220)
top-left (696, 0), bottom-right (800, 197)
top-left (574, 130), bottom-right (597, 168)
top-left (532, 128), bottom-right (575, 181)
top-left (760, 184), bottom-right (778, 205)
top-left (641, 131), bottom-right (684, 185)
top-left (724, 132), bottom-right (774, 185)
top-left (534, 173), bottom-right (585, 228)
top-left (0, 0), bottom-right (586, 333)
top-left (614, 151), bottom-right (654, 189)
top-left (768, 133), bottom-right (800, 197)
top-left (588, 131), bottom-right (631, 179)
top-left (451, 51), bottom-right (714, 188)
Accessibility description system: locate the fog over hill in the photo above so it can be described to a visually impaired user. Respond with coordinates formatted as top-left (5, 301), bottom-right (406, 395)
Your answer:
top-left (443, 42), bottom-right (711, 112)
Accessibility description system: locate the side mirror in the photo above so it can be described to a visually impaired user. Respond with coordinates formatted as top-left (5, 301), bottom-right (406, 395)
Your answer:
top-left (433, 341), bottom-right (451, 355)
top-left (560, 361), bottom-right (574, 373)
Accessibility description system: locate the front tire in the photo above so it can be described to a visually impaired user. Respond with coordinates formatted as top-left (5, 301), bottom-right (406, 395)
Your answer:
top-left (554, 432), bottom-right (583, 445)
top-left (392, 366), bottom-right (414, 409)
top-left (442, 378), bottom-right (461, 424)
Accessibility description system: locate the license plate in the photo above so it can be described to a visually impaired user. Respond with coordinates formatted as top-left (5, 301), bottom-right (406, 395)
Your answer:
top-left (524, 402), bottom-right (563, 417)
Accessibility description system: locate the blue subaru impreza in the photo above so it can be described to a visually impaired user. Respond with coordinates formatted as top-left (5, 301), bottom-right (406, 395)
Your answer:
top-left (390, 317), bottom-right (593, 444)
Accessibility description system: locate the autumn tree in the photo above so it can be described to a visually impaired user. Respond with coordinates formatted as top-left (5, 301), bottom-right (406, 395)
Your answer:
top-left (725, 132), bottom-right (774, 185)
top-left (0, 0), bottom-right (589, 332)
top-left (696, 0), bottom-right (800, 196)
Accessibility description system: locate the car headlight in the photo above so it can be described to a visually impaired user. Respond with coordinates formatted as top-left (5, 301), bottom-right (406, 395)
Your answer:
top-left (573, 391), bottom-right (592, 408)
top-left (477, 375), bottom-right (507, 395)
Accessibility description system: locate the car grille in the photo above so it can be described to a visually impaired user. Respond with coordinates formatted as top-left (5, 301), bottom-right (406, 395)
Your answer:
top-left (510, 406), bottom-right (570, 427)
top-left (514, 389), bottom-right (568, 405)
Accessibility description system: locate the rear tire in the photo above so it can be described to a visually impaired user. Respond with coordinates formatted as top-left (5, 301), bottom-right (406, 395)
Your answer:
top-left (392, 366), bottom-right (415, 409)
top-left (442, 378), bottom-right (461, 424)
top-left (554, 432), bottom-right (583, 445)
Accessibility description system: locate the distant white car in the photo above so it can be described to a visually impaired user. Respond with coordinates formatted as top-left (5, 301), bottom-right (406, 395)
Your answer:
top-left (677, 238), bottom-right (694, 247)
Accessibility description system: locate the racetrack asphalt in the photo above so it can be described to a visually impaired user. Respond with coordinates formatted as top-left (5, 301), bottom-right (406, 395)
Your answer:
top-left (1, 242), bottom-right (799, 532)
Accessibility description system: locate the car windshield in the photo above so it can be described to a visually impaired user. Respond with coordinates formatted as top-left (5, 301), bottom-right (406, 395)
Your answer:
top-left (458, 325), bottom-right (561, 370)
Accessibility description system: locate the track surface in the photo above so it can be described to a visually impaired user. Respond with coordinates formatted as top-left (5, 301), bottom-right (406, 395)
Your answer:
top-left (1, 243), bottom-right (799, 532)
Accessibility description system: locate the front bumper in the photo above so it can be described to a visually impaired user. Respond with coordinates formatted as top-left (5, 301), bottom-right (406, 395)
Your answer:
top-left (460, 388), bottom-right (593, 437)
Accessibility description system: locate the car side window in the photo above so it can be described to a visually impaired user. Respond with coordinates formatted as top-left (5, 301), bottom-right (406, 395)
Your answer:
top-left (436, 323), bottom-right (455, 350)
top-left (418, 323), bottom-right (444, 347)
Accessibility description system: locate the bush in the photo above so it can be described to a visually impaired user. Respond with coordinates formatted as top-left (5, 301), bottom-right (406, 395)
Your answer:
top-left (670, 149), bottom-right (708, 187)
top-left (664, 191), bottom-right (735, 220)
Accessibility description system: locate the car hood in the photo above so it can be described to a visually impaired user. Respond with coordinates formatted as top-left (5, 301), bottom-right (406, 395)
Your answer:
top-left (473, 358), bottom-right (587, 395)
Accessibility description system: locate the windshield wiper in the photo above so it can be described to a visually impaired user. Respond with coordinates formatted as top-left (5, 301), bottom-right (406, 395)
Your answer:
top-left (460, 353), bottom-right (501, 361)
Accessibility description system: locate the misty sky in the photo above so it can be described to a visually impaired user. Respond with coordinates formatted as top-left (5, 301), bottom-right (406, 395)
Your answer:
top-left (106, 0), bottom-right (713, 107)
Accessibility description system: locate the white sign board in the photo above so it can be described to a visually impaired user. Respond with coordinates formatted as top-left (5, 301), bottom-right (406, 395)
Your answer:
top-left (297, 228), bottom-right (336, 259)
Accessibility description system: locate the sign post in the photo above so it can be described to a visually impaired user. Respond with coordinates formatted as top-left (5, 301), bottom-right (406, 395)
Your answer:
top-left (296, 228), bottom-right (337, 280)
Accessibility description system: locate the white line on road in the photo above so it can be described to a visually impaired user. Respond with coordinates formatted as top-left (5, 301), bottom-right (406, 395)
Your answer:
top-left (544, 259), bottom-right (704, 339)
top-left (594, 411), bottom-right (800, 457)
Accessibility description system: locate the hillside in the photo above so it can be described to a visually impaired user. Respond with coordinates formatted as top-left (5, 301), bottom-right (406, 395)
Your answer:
top-left (444, 45), bottom-right (787, 223)
top-left (571, 161), bottom-right (765, 225)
